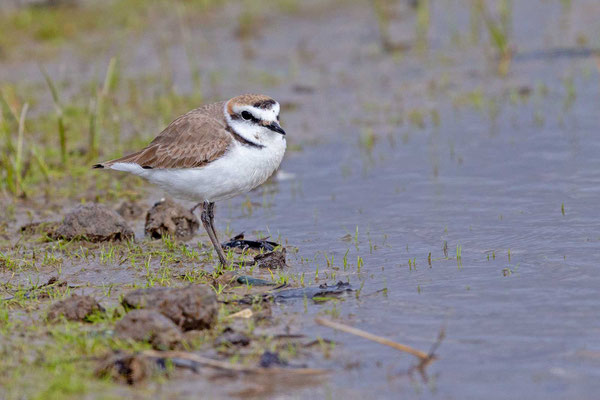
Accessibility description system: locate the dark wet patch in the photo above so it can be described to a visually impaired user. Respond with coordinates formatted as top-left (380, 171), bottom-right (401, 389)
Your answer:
top-left (237, 281), bottom-right (352, 304)
top-left (222, 232), bottom-right (279, 252)
top-left (114, 309), bottom-right (184, 350)
top-left (50, 203), bottom-right (134, 242)
top-left (122, 285), bottom-right (217, 331)
top-left (259, 351), bottom-right (288, 368)
top-left (46, 294), bottom-right (105, 322)
top-left (512, 47), bottom-right (600, 62)
top-left (215, 328), bottom-right (251, 348)
top-left (96, 351), bottom-right (157, 385)
top-left (254, 249), bottom-right (287, 269)
top-left (144, 198), bottom-right (199, 240)
top-left (236, 275), bottom-right (276, 286)
top-left (268, 281), bottom-right (352, 302)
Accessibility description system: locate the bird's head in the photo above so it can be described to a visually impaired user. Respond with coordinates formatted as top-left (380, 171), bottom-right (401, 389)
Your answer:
top-left (224, 94), bottom-right (285, 147)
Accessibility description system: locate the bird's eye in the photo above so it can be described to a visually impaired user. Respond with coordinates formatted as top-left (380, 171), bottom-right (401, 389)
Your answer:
top-left (241, 111), bottom-right (253, 120)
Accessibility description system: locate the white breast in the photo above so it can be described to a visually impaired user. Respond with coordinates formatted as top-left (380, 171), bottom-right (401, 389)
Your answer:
top-left (112, 137), bottom-right (286, 203)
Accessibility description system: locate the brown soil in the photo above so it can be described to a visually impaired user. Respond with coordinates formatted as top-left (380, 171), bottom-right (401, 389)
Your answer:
top-left (215, 328), bottom-right (251, 348)
top-left (46, 294), bottom-right (105, 322)
top-left (254, 249), bottom-right (288, 269)
top-left (51, 203), bottom-right (134, 242)
top-left (144, 198), bottom-right (200, 240)
top-left (114, 309), bottom-right (184, 350)
top-left (122, 285), bottom-right (217, 331)
top-left (96, 351), bottom-right (155, 385)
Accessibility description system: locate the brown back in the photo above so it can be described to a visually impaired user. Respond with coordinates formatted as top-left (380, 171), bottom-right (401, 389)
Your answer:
top-left (98, 102), bottom-right (232, 169)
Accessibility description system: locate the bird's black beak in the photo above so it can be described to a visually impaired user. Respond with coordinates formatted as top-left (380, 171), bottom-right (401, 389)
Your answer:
top-left (266, 121), bottom-right (286, 135)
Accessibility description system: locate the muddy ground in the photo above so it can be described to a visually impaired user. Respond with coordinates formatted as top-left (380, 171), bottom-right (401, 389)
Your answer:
top-left (1, 0), bottom-right (600, 399)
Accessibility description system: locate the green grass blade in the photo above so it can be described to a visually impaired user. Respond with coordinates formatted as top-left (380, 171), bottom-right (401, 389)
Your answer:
top-left (40, 65), bottom-right (68, 166)
top-left (15, 102), bottom-right (28, 194)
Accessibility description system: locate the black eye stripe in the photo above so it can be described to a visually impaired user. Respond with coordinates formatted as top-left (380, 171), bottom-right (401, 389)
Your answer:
top-left (240, 111), bottom-right (261, 123)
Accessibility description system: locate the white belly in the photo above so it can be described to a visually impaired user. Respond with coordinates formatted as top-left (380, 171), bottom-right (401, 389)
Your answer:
top-left (111, 138), bottom-right (286, 203)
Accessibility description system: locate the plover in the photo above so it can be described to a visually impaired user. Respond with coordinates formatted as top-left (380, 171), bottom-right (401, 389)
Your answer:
top-left (93, 94), bottom-right (286, 266)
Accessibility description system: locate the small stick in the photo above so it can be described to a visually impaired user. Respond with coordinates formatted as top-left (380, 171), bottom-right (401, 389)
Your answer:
top-left (224, 308), bottom-right (253, 319)
top-left (140, 350), bottom-right (327, 375)
top-left (315, 317), bottom-right (430, 361)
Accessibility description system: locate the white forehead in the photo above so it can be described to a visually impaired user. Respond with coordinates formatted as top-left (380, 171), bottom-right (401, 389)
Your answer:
top-left (234, 102), bottom-right (280, 121)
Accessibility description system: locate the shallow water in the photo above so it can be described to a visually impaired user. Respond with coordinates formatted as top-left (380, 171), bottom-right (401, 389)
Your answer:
top-left (249, 105), bottom-right (600, 398)
top-left (220, 103), bottom-right (600, 398)
top-left (210, 2), bottom-right (600, 397)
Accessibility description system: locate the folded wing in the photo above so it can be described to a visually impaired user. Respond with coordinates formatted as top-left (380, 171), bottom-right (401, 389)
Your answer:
top-left (94, 108), bottom-right (232, 170)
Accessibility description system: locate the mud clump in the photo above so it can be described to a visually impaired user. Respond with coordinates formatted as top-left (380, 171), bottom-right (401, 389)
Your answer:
top-left (96, 351), bottom-right (155, 385)
top-left (259, 351), bottom-right (288, 368)
top-left (51, 203), bottom-right (134, 242)
top-left (116, 200), bottom-right (145, 220)
top-left (144, 198), bottom-right (199, 240)
top-left (47, 294), bottom-right (105, 322)
top-left (215, 328), bottom-right (251, 348)
top-left (122, 285), bottom-right (217, 331)
top-left (114, 309), bottom-right (183, 350)
top-left (254, 249), bottom-right (288, 269)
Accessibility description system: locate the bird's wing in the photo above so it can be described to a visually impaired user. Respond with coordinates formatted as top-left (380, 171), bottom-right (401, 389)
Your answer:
top-left (95, 109), bottom-right (232, 169)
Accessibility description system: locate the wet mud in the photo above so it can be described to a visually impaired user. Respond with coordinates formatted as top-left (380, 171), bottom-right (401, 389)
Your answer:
top-left (253, 249), bottom-right (288, 269)
top-left (144, 198), bottom-right (200, 240)
top-left (47, 294), bottom-right (105, 322)
top-left (121, 285), bottom-right (217, 331)
top-left (51, 203), bottom-right (134, 242)
top-left (115, 309), bottom-right (184, 350)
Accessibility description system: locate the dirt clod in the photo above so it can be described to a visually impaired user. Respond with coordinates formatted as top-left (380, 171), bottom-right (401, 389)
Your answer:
top-left (259, 351), bottom-right (288, 368)
top-left (114, 309), bottom-right (183, 350)
top-left (144, 198), bottom-right (199, 240)
top-left (116, 200), bottom-right (145, 220)
top-left (51, 203), bottom-right (134, 242)
top-left (47, 294), bottom-right (105, 322)
top-left (215, 328), bottom-right (251, 347)
top-left (122, 285), bottom-right (217, 331)
top-left (254, 249), bottom-right (288, 269)
top-left (96, 351), bottom-right (154, 385)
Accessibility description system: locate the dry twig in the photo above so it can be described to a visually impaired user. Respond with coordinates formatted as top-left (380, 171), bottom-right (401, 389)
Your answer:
top-left (315, 317), bottom-right (440, 369)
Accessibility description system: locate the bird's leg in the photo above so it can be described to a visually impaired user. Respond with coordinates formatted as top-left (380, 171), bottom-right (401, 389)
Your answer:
top-left (207, 201), bottom-right (217, 235)
top-left (207, 202), bottom-right (255, 268)
top-left (205, 201), bottom-right (221, 251)
top-left (200, 201), bottom-right (228, 266)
